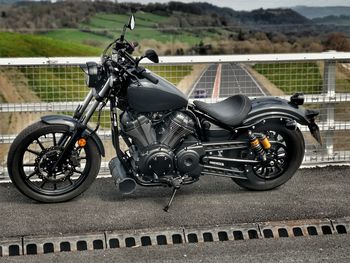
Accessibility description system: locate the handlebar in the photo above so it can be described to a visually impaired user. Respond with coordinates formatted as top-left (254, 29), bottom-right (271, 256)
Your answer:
top-left (114, 39), bottom-right (138, 55)
top-left (104, 41), bottom-right (159, 85)
top-left (141, 71), bottom-right (159, 84)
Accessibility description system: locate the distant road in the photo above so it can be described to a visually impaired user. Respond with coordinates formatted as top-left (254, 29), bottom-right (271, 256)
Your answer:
top-left (220, 63), bottom-right (266, 98)
top-left (189, 64), bottom-right (218, 99)
top-left (189, 63), bottom-right (266, 99)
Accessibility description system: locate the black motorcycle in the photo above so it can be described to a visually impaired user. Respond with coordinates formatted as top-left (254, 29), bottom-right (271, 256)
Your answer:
top-left (7, 15), bottom-right (321, 211)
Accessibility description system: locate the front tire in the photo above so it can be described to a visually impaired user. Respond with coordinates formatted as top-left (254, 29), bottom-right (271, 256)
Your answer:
top-left (7, 121), bottom-right (101, 202)
top-left (232, 121), bottom-right (305, 191)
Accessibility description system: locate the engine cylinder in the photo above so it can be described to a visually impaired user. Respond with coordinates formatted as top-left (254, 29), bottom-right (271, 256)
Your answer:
top-left (121, 111), bottom-right (197, 178)
top-left (159, 112), bottom-right (195, 148)
top-left (120, 113), bottom-right (156, 149)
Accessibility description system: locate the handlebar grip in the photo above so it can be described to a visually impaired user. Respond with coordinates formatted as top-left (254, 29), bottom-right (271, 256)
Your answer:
top-left (105, 61), bottom-right (115, 73)
top-left (131, 41), bottom-right (139, 48)
top-left (141, 71), bottom-right (159, 84)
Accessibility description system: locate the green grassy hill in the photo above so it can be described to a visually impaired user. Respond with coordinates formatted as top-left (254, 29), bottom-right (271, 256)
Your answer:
top-left (0, 31), bottom-right (192, 105)
top-left (0, 32), bottom-right (100, 57)
top-left (44, 12), bottom-right (202, 48)
top-left (253, 63), bottom-right (323, 94)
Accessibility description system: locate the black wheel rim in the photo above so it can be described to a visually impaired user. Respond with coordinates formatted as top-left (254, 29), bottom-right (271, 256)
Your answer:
top-left (19, 129), bottom-right (91, 196)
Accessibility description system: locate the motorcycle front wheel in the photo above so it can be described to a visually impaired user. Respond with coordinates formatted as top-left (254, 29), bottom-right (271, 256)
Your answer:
top-left (7, 121), bottom-right (101, 202)
top-left (231, 121), bottom-right (305, 191)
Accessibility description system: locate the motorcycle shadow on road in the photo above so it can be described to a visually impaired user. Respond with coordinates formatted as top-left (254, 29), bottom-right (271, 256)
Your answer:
top-left (97, 176), bottom-right (277, 204)
top-left (0, 175), bottom-right (283, 206)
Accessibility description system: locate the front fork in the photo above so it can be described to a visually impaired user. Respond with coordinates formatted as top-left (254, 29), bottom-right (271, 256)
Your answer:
top-left (53, 78), bottom-right (112, 170)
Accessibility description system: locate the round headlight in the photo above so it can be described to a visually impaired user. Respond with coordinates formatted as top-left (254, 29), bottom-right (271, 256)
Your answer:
top-left (86, 62), bottom-right (99, 88)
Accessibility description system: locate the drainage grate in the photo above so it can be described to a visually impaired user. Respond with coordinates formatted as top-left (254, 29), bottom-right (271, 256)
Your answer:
top-left (0, 217), bottom-right (349, 257)
top-left (258, 218), bottom-right (337, 239)
top-left (21, 233), bottom-right (105, 256)
top-left (105, 227), bottom-right (184, 248)
top-left (0, 237), bottom-right (22, 257)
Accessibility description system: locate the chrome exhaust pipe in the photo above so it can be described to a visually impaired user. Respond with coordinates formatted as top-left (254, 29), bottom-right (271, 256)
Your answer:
top-left (109, 157), bottom-right (136, 194)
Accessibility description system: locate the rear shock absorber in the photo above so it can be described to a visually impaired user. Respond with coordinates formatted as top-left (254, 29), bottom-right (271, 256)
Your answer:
top-left (248, 131), bottom-right (267, 161)
top-left (258, 134), bottom-right (271, 150)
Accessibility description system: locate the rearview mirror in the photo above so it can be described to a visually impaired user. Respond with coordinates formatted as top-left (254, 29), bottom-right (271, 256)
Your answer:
top-left (145, 49), bottom-right (159, 63)
top-left (127, 15), bottom-right (135, 30)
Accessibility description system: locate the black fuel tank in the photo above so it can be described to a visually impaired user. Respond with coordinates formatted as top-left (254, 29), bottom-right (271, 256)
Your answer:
top-left (128, 71), bottom-right (188, 112)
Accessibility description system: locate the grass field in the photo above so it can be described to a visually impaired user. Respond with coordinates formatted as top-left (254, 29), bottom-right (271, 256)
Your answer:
top-left (0, 31), bottom-right (193, 103)
top-left (42, 12), bottom-right (203, 47)
top-left (336, 64), bottom-right (350, 93)
top-left (44, 29), bottom-right (112, 47)
top-left (81, 13), bottom-right (201, 44)
top-left (23, 65), bottom-right (192, 102)
top-left (0, 32), bottom-right (100, 57)
top-left (21, 66), bottom-right (87, 102)
top-left (337, 78), bottom-right (350, 92)
top-left (253, 62), bottom-right (323, 94)
top-left (83, 13), bottom-right (169, 29)
top-left (148, 65), bottom-right (193, 85)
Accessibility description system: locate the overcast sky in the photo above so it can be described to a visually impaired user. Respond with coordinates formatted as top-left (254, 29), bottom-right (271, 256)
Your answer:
top-left (118, 0), bottom-right (350, 11)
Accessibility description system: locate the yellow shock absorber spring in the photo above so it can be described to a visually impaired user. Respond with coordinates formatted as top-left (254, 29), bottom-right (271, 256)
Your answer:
top-left (249, 131), bottom-right (267, 161)
top-left (259, 134), bottom-right (271, 150)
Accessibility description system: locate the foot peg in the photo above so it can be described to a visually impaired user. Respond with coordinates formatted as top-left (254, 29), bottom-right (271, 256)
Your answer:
top-left (109, 157), bottom-right (136, 194)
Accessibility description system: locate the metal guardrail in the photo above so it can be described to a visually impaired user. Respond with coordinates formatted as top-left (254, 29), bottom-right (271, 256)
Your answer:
top-left (1, 51), bottom-right (350, 181)
top-left (1, 52), bottom-right (349, 65)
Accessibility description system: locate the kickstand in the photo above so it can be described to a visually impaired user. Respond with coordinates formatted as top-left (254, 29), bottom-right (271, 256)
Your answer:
top-left (163, 187), bottom-right (178, 212)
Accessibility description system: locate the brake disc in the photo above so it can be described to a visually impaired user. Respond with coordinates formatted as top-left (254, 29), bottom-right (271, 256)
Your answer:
top-left (34, 146), bottom-right (76, 182)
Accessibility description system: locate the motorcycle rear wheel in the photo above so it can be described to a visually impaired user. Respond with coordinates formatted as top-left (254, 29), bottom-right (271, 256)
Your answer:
top-left (232, 121), bottom-right (305, 191)
top-left (7, 121), bottom-right (101, 202)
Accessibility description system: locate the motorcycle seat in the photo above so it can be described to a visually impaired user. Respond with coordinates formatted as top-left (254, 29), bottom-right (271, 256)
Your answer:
top-left (193, 95), bottom-right (252, 126)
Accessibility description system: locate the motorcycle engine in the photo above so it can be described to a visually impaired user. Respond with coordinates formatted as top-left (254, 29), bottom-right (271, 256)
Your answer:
top-left (120, 111), bottom-right (203, 179)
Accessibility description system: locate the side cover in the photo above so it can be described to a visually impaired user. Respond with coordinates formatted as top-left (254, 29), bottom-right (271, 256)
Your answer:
top-left (41, 115), bottom-right (105, 156)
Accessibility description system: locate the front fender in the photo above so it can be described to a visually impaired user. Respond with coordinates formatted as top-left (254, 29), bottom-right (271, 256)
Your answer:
top-left (243, 97), bottom-right (321, 144)
top-left (41, 115), bottom-right (105, 157)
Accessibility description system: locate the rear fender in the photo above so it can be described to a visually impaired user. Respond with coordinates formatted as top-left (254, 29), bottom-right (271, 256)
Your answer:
top-left (243, 97), bottom-right (321, 144)
top-left (41, 115), bottom-right (105, 156)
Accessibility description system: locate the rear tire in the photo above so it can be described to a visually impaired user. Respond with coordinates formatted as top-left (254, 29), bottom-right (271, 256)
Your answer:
top-left (232, 121), bottom-right (305, 191)
top-left (7, 121), bottom-right (101, 202)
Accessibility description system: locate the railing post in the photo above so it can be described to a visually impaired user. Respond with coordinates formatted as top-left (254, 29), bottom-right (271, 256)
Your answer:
top-left (322, 61), bottom-right (336, 157)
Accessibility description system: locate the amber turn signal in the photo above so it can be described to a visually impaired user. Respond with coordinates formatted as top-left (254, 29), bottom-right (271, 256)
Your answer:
top-left (78, 138), bottom-right (87, 147)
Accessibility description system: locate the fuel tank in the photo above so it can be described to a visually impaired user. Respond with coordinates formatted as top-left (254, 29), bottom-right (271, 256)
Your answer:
top-left (128, 71), bottom-right (188, 112)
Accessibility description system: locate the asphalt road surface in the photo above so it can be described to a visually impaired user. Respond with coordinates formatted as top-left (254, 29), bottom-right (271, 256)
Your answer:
top-left (1, 166), bottom-right (350, 262)
top-left (189, 63), bottom-right (265, 99)
top-left (220, 63), bottom-right (266, 97)
top-left (0, 166), bottom-right (349, 262)
top-left (0, 166), bottom-right (349, 237)
top-left (189, 64), bottom-right (217, 99)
